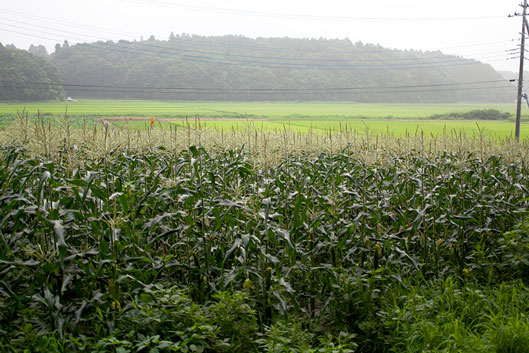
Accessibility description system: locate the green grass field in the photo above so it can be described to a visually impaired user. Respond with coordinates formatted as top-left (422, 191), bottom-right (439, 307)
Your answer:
top-left (0, 99), bottom-right (521, 120)
top-left (111, 118), bottom-right (528, 140)
top-left (2, 99), bottom-right (528, 140)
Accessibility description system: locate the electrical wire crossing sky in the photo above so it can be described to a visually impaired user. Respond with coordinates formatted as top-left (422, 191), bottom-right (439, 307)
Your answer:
top-left (0, 0), bottom-right (523, 73)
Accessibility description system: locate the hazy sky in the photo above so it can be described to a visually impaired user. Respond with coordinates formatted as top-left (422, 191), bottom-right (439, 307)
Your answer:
top-left (0, 0), bottom-right (523, 72)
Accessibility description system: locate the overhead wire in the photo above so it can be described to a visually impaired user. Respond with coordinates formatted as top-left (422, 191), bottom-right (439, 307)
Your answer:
top-left (1, 79), bottom-right (515, 96)
top-left (0, 5), bottom-right (515, 95)
top-left (0, 16), bottom-right (508, 64)
top-left (0, 4), bottom-right (518, 103)
top-left (161, 38), bottom-right (517, 55)
top-left (0, 79), bottom-right (511, 91)
top-left (436, 39), bottom-right (517, 51)
top-left (3, 84), bottom-right (515, 96)
top-left (0, 26), bottom-right (510, 71)
top-left (117, 0), bottom-right (506, 22)
top-left (0, 8), bottom-right (144, 38)
top-left (0, 8), bottom-right (515, 55)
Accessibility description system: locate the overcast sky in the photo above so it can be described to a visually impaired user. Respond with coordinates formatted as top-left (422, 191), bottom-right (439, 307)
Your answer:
top-left (0, 0), bottom-right (523, 72)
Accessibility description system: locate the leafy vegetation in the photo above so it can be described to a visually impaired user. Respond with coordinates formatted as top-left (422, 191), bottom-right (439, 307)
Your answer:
top-left (430, 109), bottom-right (512, 120)
top-left (0, 44), bottom-right (65, 101)
top-left (45, 35), bottom-right (513, 103)
top-left (1, 110), bottom-right (529, 351)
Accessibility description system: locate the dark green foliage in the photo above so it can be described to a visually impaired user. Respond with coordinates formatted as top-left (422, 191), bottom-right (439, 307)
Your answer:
top-left (0, 45), bottom-right (65, 101)
top-left (496, 219), bottom-right (529, 281)
top-left (430, 109), bottom-right (512, 120)
top-left (49, 35), bottom-right (511, 103)
top-left (1, 145), bottom-right (529, 351)
top-left (378, 279), bottom-right (529, 352)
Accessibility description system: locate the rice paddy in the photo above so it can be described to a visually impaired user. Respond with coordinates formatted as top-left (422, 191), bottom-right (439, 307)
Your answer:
top-left (0, 99), bottom-right (519, 119)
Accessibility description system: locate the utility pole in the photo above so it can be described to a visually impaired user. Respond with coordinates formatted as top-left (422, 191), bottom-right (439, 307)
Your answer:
top-left (515, 0), bottom-right (528, 142)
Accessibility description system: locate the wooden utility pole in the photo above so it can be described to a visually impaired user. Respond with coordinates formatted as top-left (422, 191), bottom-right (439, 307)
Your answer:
top-left (515, 0), bottom-right (528, 142)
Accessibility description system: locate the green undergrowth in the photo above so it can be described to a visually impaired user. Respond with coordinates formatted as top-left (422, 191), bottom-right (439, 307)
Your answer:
top-left (387, 278), bottom-right (529, 353)
top-left (3, 279), bottom-right (529, 353)
top-left (1, 145), bottom-right (529, 352)
top-left (429, 109), bottom-right (511, 121)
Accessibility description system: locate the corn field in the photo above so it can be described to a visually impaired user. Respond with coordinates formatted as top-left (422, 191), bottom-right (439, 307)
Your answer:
top-left (1, 115), bottom-right (529, 352)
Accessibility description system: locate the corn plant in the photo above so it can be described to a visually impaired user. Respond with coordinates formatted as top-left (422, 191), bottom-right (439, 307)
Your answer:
top-left (1, 122), bottom-right (529, 351)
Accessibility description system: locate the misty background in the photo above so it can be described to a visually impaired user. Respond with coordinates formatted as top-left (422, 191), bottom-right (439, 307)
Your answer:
top-left (0, 0), bottom-right (524, 102)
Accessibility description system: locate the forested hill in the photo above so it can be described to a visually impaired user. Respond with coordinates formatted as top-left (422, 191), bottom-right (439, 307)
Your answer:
top-left (2, 35), bottom-right (511, 103)
top-left (0, 44), bottom-right (65, 101)
top-left (46, 35), bottom-right (513, 103)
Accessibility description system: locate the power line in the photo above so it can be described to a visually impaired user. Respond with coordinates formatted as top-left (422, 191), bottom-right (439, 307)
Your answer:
top-left (0, 26), bottom-right (510, 71)
top-left (2, 80), bottom-right (515, 96)
top-left (0, 8), bottom-right (515, 56)
top-left (0, 8), bottom-right (144, 38)
top-left (0, 20), bottom-right (506, 67)
top-left (437, 39), bottom-right (517, 51)
top-left (117, 0), bottom-right (506, 22)
top-left (3, 84), bottom-right (514, 95)
top-left (165, 38), bottom-right (517, 55)
top-left (0, 16), bottom-right (507, 64)
top-left (0, 79), bottom-right (510, 91)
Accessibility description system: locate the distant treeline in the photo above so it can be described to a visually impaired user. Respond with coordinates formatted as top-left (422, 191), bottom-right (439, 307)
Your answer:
top-left (0, 35), bottom-right (516, 102)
